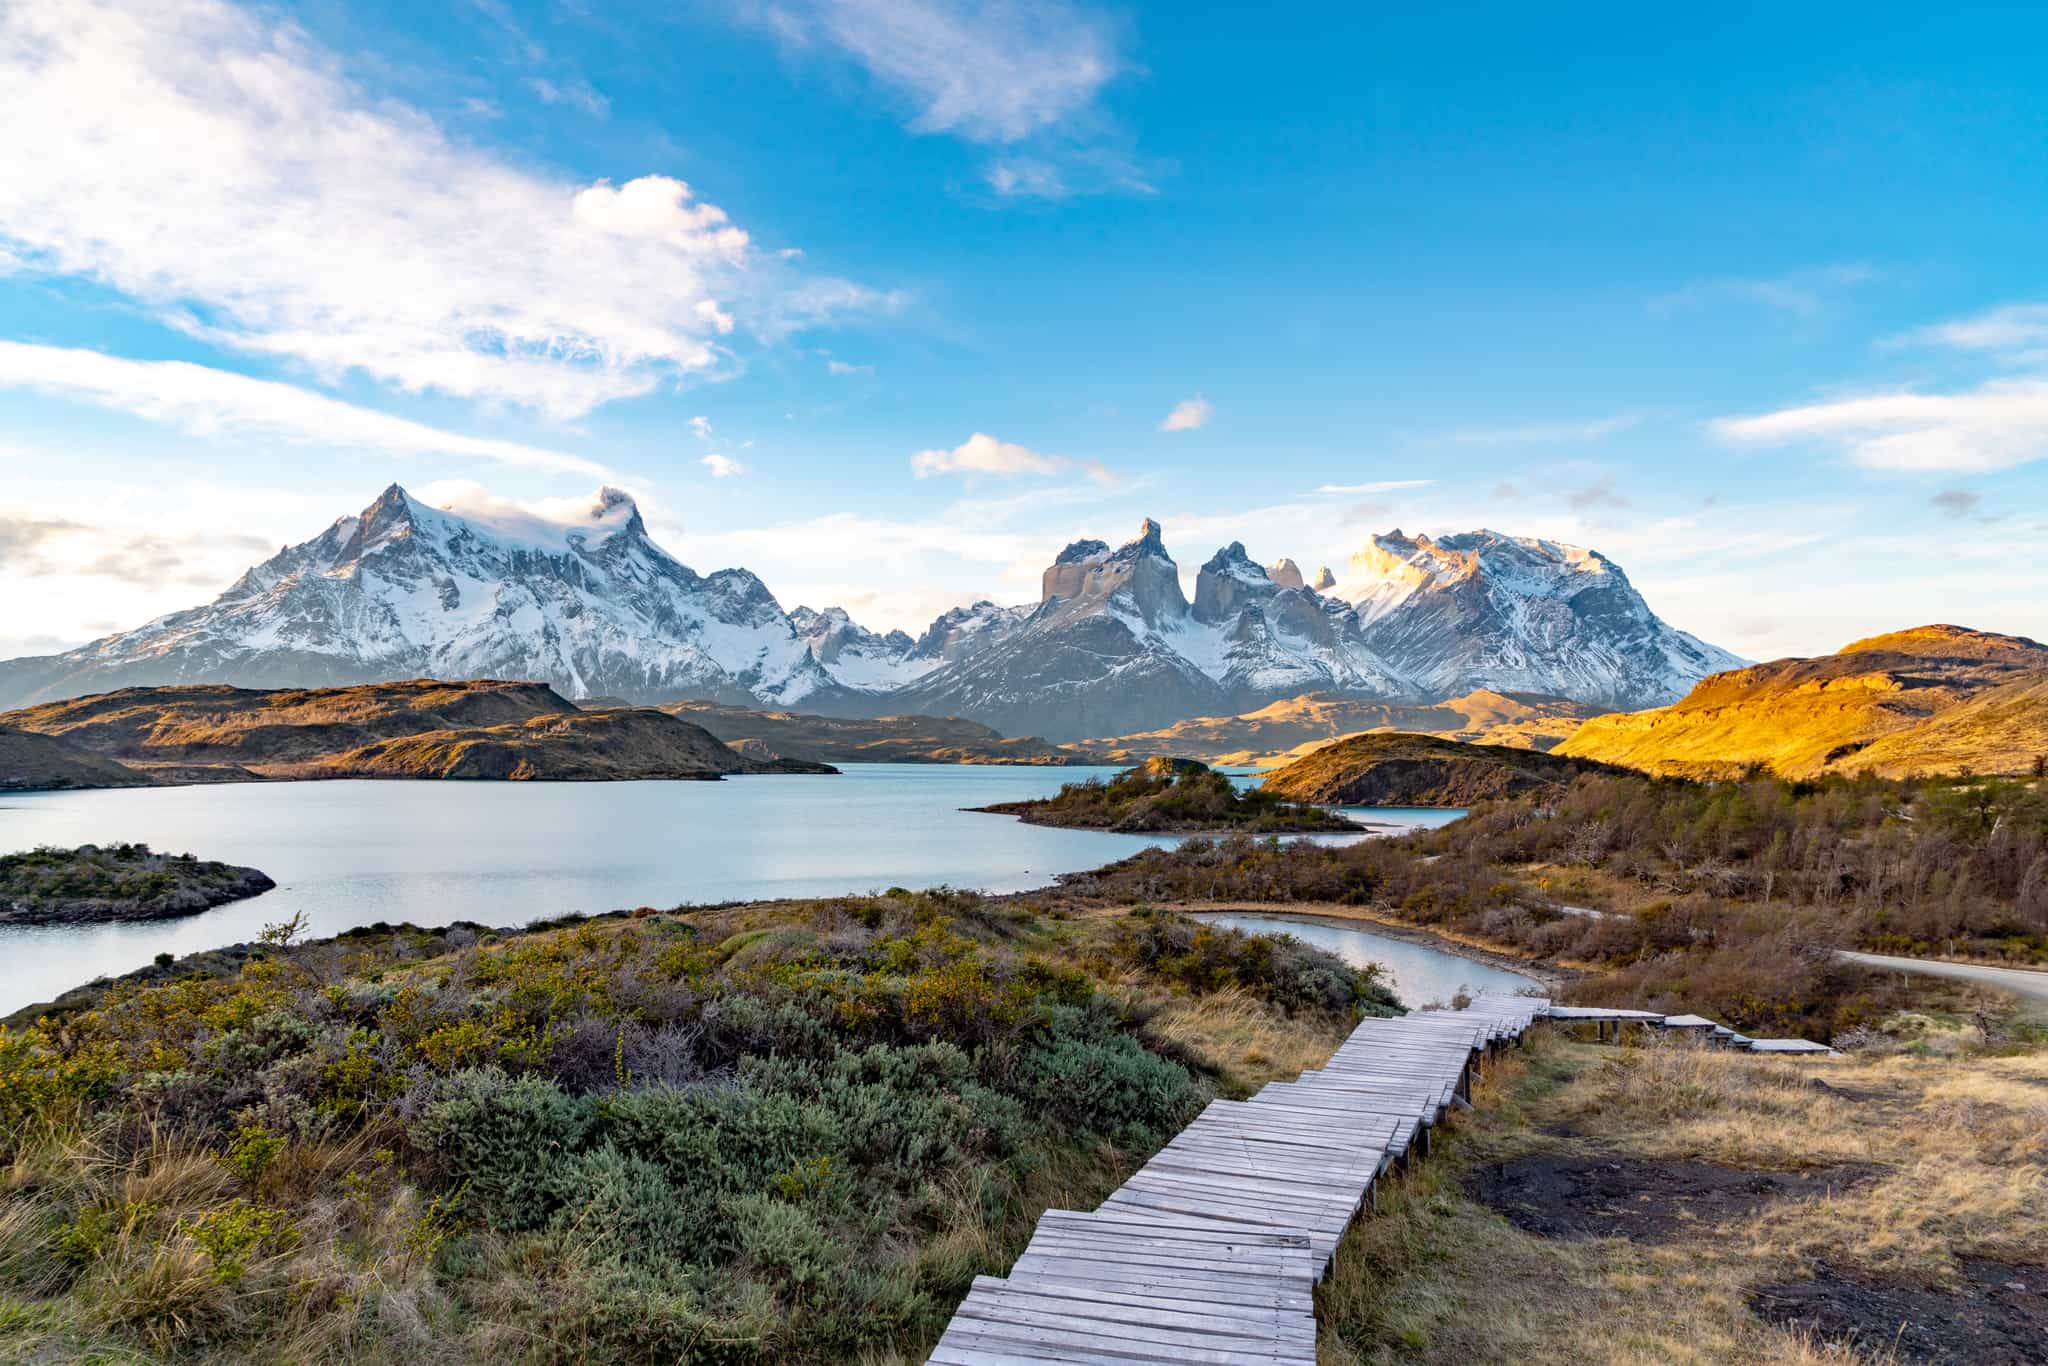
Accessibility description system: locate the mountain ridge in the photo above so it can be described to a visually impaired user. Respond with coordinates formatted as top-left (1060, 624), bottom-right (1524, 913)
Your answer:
top-left (0, 485), bottom-right (1744, 740)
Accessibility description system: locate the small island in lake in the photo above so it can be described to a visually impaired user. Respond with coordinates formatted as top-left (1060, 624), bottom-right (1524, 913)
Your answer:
top-left (1258, 731), bottom-right (1611, 807)
top-left (972, 756), bottom-right (1358, 833)
top-left (0, 843), bottom-right (276, 926)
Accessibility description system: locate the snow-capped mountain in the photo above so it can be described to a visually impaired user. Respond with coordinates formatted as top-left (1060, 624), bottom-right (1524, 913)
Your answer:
top-left (789, 606), bottom-right (929, 693)
top-left (1337, 529), bottom-right (1745, 709)
top-left (0, 488), bottom-right (1743, 735)
top-left (886, 521), bottom-right (1417, 740)
top-left (0, 485), bottom-right (838, 710)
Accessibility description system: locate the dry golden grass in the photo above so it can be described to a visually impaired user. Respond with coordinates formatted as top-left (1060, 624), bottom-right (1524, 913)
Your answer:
top-left (1316, 1027), bottom-right (2043, 1364)
top-left (1140, 983), bottom-right (1350, 1091)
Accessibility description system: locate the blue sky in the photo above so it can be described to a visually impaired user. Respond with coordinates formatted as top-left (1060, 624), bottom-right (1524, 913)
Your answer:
top-left (4, 0), bottom-right (2047, 663)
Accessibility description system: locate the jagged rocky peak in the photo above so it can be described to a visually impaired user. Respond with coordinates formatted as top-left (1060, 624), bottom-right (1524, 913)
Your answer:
top-left (909, 600), bottom-right (1032, 664)
top-left (1040, 517), bottom-right (1187, 627)
top-left (1193, 542), bottom-right (1278, 623)
top-left (1311, 566), bottom-right (1336, 591)
top-left (1268, 557), bottom-right (1306, 590)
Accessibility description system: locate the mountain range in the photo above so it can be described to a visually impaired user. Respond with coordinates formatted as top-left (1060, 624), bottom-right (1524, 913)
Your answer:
top-left (0, 484), bottom-right (1743, 740)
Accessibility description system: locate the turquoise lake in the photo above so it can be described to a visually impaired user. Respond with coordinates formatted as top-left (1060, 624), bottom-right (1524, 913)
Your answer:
top-left (0, 765), bottom-right (1474, 1014)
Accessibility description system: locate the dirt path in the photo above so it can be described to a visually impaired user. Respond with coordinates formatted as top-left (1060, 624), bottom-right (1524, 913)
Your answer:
top-left (1838, 950), bottom-right (2048, 1018)
top-left (1155, 898), bottom-right (1582, 993)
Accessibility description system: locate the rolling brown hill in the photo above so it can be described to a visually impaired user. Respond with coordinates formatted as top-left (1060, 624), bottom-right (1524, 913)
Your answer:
top-left (652, 700), bottom-right (1092, 765)
top-left (0, 726), bottom-right (154, 791)
top-left (1089, 689), bottom-right (1596, 766)
top-left (1258, 732), bottom-right (1608, 806)
top-left (0, 680), bottom-right (829, 783)
top-left (1556, 624), bottom-right (2048, 779)
top-left (300, 708), bottom-right (831, 780)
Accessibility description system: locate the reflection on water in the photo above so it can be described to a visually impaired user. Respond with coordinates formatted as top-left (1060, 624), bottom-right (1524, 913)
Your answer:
top-left (0, 765), bottom-right (1467, 1014)
top-left (1194, 911), bottom-right (1541, 1009)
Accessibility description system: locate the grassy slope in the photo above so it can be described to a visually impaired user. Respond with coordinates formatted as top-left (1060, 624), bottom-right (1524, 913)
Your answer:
top-left (1321, 1023), bottom-right (2047, 1364)
top-left (1559, 626), bottom-right (2048, 780)
top-left (976, 757), bottom-right (1357, 832)
top-left (1089, 690), bottom-right (1596, 765)
top-left (1258, 732), bottom-right (1602, 806)
top-left (0, 892), bottom-right (1392, 1364)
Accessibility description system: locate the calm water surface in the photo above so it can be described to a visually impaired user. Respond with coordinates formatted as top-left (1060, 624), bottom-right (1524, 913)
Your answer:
top-left (1195, 911), bottom-right (1543, 1008)
top-left (0, 765), bottom-right (1467, 1014)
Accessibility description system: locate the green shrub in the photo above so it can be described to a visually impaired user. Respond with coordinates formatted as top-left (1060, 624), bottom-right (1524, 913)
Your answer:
top-left (409, 1068), bottom-right (591, 1229)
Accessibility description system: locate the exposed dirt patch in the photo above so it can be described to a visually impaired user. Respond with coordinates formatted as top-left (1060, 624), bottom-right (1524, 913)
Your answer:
top-left (1467, 1154), bottom-right (1878, 1242)
top-left (1748, 1259), bottom-right (2048, 1364)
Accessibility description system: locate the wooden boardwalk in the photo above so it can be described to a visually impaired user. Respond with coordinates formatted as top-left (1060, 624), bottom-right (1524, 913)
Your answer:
top-left (928, 992), bottom-right (1548, 1366)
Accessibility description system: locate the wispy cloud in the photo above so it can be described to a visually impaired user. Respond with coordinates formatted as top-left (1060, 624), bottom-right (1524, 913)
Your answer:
top-left (0, 0), bottom-right (883, 419)
top-left (1888, 301), bottom-right (2048, 365)
top-left (690, 415), bottom-right (715, 441)
top-left (1931, 488), bottom-right (1981, 519)
top-left (527, 76), bottom-right (610, 117)
top-left (702, 453), bottom-right (748, 478)
top-left (1715, 380), bottom-right (2048, 472)
top-left (744, 0), bottom-right (1120, 142)
top-left (1312, 479), bottom-right (1434, 495)
top-left (825, 358), bottom-right (875, 376)
top-left (910, 431), bottom-right (1112, 483)
top-left (1566, 477), bottom-right (1630, 513)
top-left (0, 340), bottom-right (615, 480)
top-left (1158, 396), bottom-right (1212, 432)
top-left (0, 509), bottom-right (272, 587)
top-left (1651, 263), bottom-right (1878, 319)
top-left (1443, 414), bottom-right (1640, 446)
top-left (737, 0), bottom-right (1150, 201)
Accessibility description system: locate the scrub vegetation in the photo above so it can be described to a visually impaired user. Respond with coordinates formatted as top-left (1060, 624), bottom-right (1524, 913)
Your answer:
top-left (0, 890), bottom-right (1393, 1363)
top-left (974, 756), bottom-right (1356, 833)
top-left (1060, 771), bottom-right (2048, 1038)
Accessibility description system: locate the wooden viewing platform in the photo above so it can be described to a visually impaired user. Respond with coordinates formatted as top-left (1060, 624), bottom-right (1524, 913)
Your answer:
top-left (929, 993), bottom-right (1835, 1363)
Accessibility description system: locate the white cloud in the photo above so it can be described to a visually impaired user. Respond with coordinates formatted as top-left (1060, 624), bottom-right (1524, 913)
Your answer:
top-left (702, 453), bottom-right (748, 478)
top-left (1715, 381), bottom-right (2048, 472)
top-left (1443, 414), bottom-right (1639, 446)
top-left (745, 0), bottom-right (1120, 144)
top-left (0, 0), bottom-right (877, 418)
top-left (825, 358), bottom-right (875, 376)
top-left (1158, 396), bottom-right (1212, 432)
top-left (689, 415), bottom-right (714, 441)
top-left (1651, 263), bottom-right (1878, 319)
top-left (1891, 302), bottom-right (2048, 365)
top-left (1312, 479), bottom-right (1435, 495)
top-left (0, 340), bottom-right (615, 479)
top-left (910, 431), bottom-right (1111, 482)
